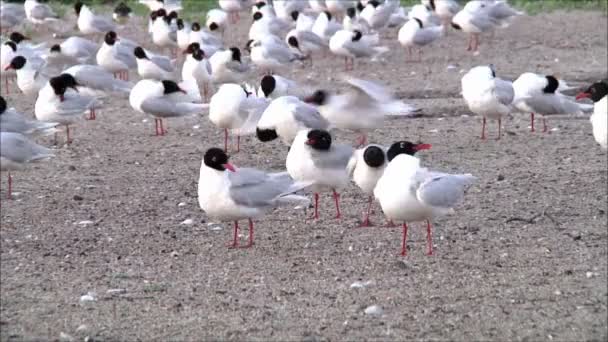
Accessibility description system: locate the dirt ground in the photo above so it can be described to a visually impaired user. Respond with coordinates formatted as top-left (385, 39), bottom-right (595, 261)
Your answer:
top-left (1, 8), bottom-right (607, 342)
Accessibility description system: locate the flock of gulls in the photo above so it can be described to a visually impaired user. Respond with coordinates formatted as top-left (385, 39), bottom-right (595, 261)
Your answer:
top-left (0, 0), bottom-right (606, 256)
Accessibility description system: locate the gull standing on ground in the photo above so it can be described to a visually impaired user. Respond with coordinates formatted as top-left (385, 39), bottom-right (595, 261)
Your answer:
top-left (248, 11), bottom-right (289, 41)
top-left (206, 8), bottom-right (228, 36)
top-left (182, 46), bottom-right (212, 101)
top-left (408, 3), bottom-right (441, 28)
top-left (256, 96), bottom-right (329, 145)
top-left (134, 46), bottom-right (177, 81)
top-left (0, 96), bottom-right (58, 135)
top-left (113, 2), bottom-right (132, 24)
top-left (258, 74), bottom-right (310, 100)
top-left (451, 0), bottom-right (498, 53)
top-left (250, 36), bottom-right (304, 75)
top-left (329, 29), bottom-right (387, 71)
top-left (286, 28), bottom-right (328, 66)
top-left (304, 77), bottom-right (417, 146)
top-left (129, 79), bottom-right (207, 136)
top-left (198, 147), bottom-right (311, 248)
top-left (74, 1), bottom-right (115, 37)
top-left (0, 131), bottom-right (54, 199)
top-left (461, 64), bottom-right (514, 140)
top-left (45, 36), bottom-right (98, 68)
top-left (96, 31), bottom-right (137, 80)
top-left (24, 0), bottom-right (59, 27)
top-left (374, 153), bottom-right (476, 256)
top-left (577, 81), bottom-right (608, 150)
top-left (286, 129), bottom-right (353, 220)
top-left (398, 18), bottom-right (443, 62)
top-left (4, 55), bottom-right (48, 97)
top-left (512, 72), bottom-right (593, 133)
top-left (423, 0), bottom-right (460, 33)
top-left (209, 47), bottom-right (250, 85)
top-left (151, 9), bottom-right (178, 56)
top-left (312, 11), bottom-right (342, 44)
top-left (360, 0), bottom-right (399, 32)
top-left (348, 141), bottom-right (431, 227)
top-left (209, 83), bottom-right (269, 152)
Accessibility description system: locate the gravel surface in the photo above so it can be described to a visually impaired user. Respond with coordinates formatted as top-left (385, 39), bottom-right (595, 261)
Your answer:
top-left (1, 9), bottom-right (607, 342)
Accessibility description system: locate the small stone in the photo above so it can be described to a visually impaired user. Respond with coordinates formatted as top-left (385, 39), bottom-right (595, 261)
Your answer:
top-left (79, 292), bottom-right (97, 303)
top-left (566, 231), bottom-right (581, 240)
top-left (180, 219), bottom-right (194, 225)
top-left (73, 195), bottom-right (84, 201)
top-left (554, 290), bottom-right (561, 295)
top-left (177, 202), bottom-right (186, 207)
top-left (76, 325), bottom-right (88, 333)
top-left (586, 271), bottom-right (597, 278)
top-left (497, 174), bottom-right (505, 181)
top-left (77, 220), bottom-right (94, 226)
top-left (350, 280), bottom-right (374, 289)
top-left (364, 305), bottom-right (383, 316)
top-left (107, 288), bottom-right (126, 295)
top-left (59, 332), bottom-right (74, 342)
top-left (68, 165), bottom-right (77, 171)
top-left (170, 251), bottom-right (179, 257)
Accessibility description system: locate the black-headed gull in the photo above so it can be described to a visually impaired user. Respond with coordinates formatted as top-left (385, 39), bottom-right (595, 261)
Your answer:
top-left (248, 11), bottom-right (288, 41)
top-left (259, 74), bottom-right (310, 100)
top-left (293, 10), bottom-right (316, 32)
top-left (206, 8), bottom-right (228, 35)
top-left (512, 73), bottom-right (593, 133)
top-left (398, 18), bottom-right (443, 62)
top-left (35, 74), bottom-right (100, 144)
top-left (151, 9), bottom-right (178, 55)
top-left (286, 28), bottom-right (328, 66)
top-left (198, 147), bottom-right (311, 248)
top-left (312, 11), bottom-right (342, 44)
top-left (134, 46), bottom-right (176, 81)
top-left (408, 4), bottom-right (441, 28)
top-left (577, 81), bottom-right (608, 150)
top-left (209, 83), bottom-right (269, 152)
top-left (209, 47), bottom-right (250, 85)
top-left (182, 46), bottom-right (212, 101)
top-left (74, 1), bottom-right (115, 36)
top-left (329, 29), bottom-right (387, 71)
top-left (188, 22), bottom-right (222, 57)
top-left (256, 95), bottom-right (329, 145)
top-left (46, 37), bottom-right (98, 68)
top-left (286, 129), bottom-right (354, 220)
top-left (96, 31), bottom-right (136, 81)
top-left (304, 77), bottom-right (417, 146)
top-left (360, 0), bottom-right (399, 31)
top-left (343, 7), bottom-right (371, 33)
top-left (423, 0), bottom-right (460, 33)
top-left (451, 0), bottom-right (497, 53)
top-left (129, 79), bottom-right (207, 136)
top-left (347, 141), bottom-right (431, 227)
top-left (1, 41), bottom-right (18, 94)
top-left (0, 96), bottom-right (57, 135)
top-left (113, 2), bottom-right (132, 24)
top-left (374, 153), bottom-right (476, 256)
top-left (4, 55), bottom-right (48, 97)
top-left (1, 131), bottom-right (54, 199)
top-left (250, 35), bottom-right (304, 75)
top-left (461, 64), bottom-right (514, 140)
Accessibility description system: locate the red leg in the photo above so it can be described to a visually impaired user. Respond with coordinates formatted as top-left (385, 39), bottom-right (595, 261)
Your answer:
top-left (496, 118), bottom-right (501, 140)
top-left (385, 219), bottom-right (396, 227)
top-left (66, 125), bottom-right (72, 144)
top-left (344, 56), bottom-right (348, 71)
top-left (466, 35), bottom-right (472, 51)
top-left (7, 172), bottom-right (12, 200)
top-left (203, 83), bottom-right (209, 102)
top-left (228, 221), bottom-right (239, 248)
top-left (224, 128), bottom-right (228, 152)
top-left (530, 113), bottom-right (535, 132)
top-left (154, 118), bottom-right (159, 136)
top-left (426, 220), bottom-right (433, 256)
top-left (236, 135), bottom-right (240, 152)
top-left (542, 117), bottom-right (548, 133)
top-left (474, 34), bottom-right (480, 52)
top-left (407, 46), bottom-right (412, 61)
top-left (481, 117), bottom-right (486, 140)
top-left (239, 218), bottom-right (254, 248)
top-left (309, 193), bottom-right (319, 220)
top-left (355, 133), bottom-right (367, 147)
top-left (332, 189), bottom-right (341, 219)
top-left (4, 77), bottom-right (9, 94)
top-left (160, 119), bottom-right (165, 136)
top-left (359, 196), bottom-right (374, 227)
top-left (401, 222), bottom-right (408, 256)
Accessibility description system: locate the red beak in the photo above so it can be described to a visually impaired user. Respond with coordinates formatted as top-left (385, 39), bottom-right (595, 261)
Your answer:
top-left (223, 163), bottom-right (236, 172)
top-left (179, 87), bottom-right (187, 94)
top-left (414, 143), bottom-right (432, 151)
top-left (305, 139), bottom-right (315, 145)
top-left (59, 94), bottom-right (65, 102)
top-left (575, 92), bottom-right (591, 101)
top-left (3, 65), bottom-right (11, 71)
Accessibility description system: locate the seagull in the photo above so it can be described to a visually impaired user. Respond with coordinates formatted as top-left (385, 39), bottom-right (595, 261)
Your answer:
top-left (513, 73), bottom-right (593, 133)
top-left (209, 83), bottom-right (269, 152)
top-left (45, 36), bottom-right (98, 68)
top-left (0, 95), bottom-right (58, 135)
top-left (206, 8), bottom-right (228, 36)
top-left (312, 11), bottom-right (342, 44)
top-left (408, 3), bottom-right (441, 28)
top-left (286, 28), bottom-right (328, 66)
top-left (461, 65), bottom-right (514, 140)
top-left (35, 74), bottom-right (100, 144)
top-left (130, 79), bottom-right (207, 136)
top-left (1, 41), bottom-right (18, 94)
top-left (326, 0), bottom-right (355, 21)
top-left (182, 45), bottom-right (212, 101)
top-left (423, 0), bottom-right (460, 33)
top-left (398, 18), bottom-right (443, 62)
top-left (113, 2), bottom-right (132, 24)
top-left (1, 2), bottom-right (26, 34)
top-left (250, 36), bottom-right (305, 74)
top-left (134, 46), bottom-right (176, 81)
top-left (256, 96), bottom-right (329, 145)
top-left (188, 22), bottom-right (222, 57)
top-left (96, 31), bottom-right (137, 81)
top-left (208, 47), bottom-right (250, 85)
top-left (24, 0), bottom-right (59, 27)
top-left (309, 0), bottom-right (328, 14)
top-left (248, 11), bottom-right (289, 41)
top-left (329, 29), bottom-right (387, 71)
top-left (4, 55), bottom-right (48, 97)
top-left (1, 131), bottom-right (54, 199)
top-left (360, 0), bottom-right (399, 32)
top-left (374, 153), bottom-right (476, 256)
top-left (347, 141), bottom-right (432, 227)
top-left (176, 19), bottom-right (191, 52)
top-left (286, 129), bottom-right (354, 220)
top-left (74, 1), bottom-right (115, 36)
top-left (304, 77), bottom-right (417, 146)
top-left (198, 147), bottom-right (311, 248)
top-left (293, 10), bottom-right (316, 32)
top-left (259, 74), bottom-right (310, 100)
top-left (8, 32), bottom-right (48, 58)
top-left (577, 81), bottom-right (608, 150)
top-left (151, 9), bottom-right (178, 55)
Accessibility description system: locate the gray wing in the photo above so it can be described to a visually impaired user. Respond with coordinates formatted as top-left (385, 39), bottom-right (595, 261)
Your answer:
top-left (489, 2), bottom-right (520, 20)
top-left (520, 95), bottom-right (581, 115)
top-left (0, 132), bottom-right (54, 163)
top-left (150, 55), bottom-right (174, 72)
top-left (494, 78), bottom-right (514, 106)
top-left (344, 77), bottom-right (393, 103)
top-left (30, 4), bottom-right (58, 20)
top-left (416, 174), bottom-right (476, 208)
top-left (264, 44), bottom-right (297, 64)
top-left (91, 16), bottom-right (115, 32)
top-left (228, 169), bottom-right (294, 207)
top-left (225, 60), bottom-right (250, 73)
top-left (311, 144), bottom-right (354, 170)
top-left (469, 14), bottom-right (498, 32)
top-left (299, 30), bottom-right (328, 47)
top-left (293, 103), bottom-right (329, 129)
top-left (114, 45), bottom-right (137, 68)
top-left (140, 98), bottom-right (203, 117)
top-left (342, 40), bottom-right (375, 58)
top-left (70, 66), bottom-right (132, 93)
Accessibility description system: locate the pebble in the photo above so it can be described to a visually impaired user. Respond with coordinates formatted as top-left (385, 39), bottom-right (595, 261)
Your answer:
top-left (76, 325), bottom-right (89, 333)
top-left (177, 202), bottom-right (186, 207)
top-left (73, 195), bottom-right (84, 201)
top-left (77, 221), bottom-right (94, 226)
top-left (497, 174), bottom-right (505, 181)
top-left (207, 223), bottom-right (223, 231)
top-left (350, 280), bottom-right (374, 289)
top-left (59, 332), bottom-right (74, 342)
top-left (180, 218), bottom-right (194, 225)
top-left (554, 290), bottom-right (562, 295)
top-left (586, 271), bottom-right (598, 278)
top-left (364, 305), bottom-right (383, 316)
top-left (107, 288), bottom-right (127, 295)
top-left (170, 251), bottom-right (179, 257)
top-left (79, 292), bottom-right (97, 303)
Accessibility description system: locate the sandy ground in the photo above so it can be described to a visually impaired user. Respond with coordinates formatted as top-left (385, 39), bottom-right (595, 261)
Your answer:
top-left (1, 8), bottom-right (607, 342)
